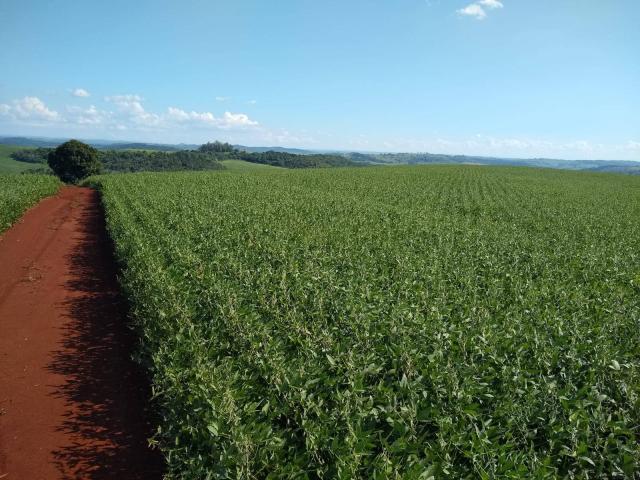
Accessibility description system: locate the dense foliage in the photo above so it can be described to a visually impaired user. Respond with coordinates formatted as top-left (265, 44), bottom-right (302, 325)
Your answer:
top-left (106, 142), bottom-right (182, 151)
top-left (238, 150), bottom-right (356, 168)
top-left (98, 150), bottom-right (226, 173)
top-left (4, 142), bottom-right (357, 174)
top-left (96, 148), bottom-right (354, 172)
top-left (199, 141), bottom-right (236, 153)
top-left (10, 147), bottom-right (51, 164)
top-left (0, 174), bottom-right (61, 232)
top-left (48, 140), bottom-right (102, 183)
top-left (95, 166), bottom-right (640, 478)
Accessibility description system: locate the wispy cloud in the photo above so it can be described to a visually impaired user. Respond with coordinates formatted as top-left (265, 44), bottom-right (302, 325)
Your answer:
top-left (365, 133), bottom-right (640, 160)
top-left (246, 99), bottom-right (257, 105)
top-left (478, 0), bottom-right (503, 9)
top-left (1, 93), bottom-right (259, 134)
top-left (0, 97), bottom-right (60, 122)
top-left (458, 0), bottom-right (503, 20)
top-left (458, 4), bottom-right (486, 19)
top-left (105, 94), bottom-right (161, 126)
top-left (167, 107), bottom-right (258, 129)
top-left (215, 96), bottom-right (230, 102)
top-left (71, 88), bottom-right (90, 98)
top-left (66, 105), bottom-right (109, 125)
top-left (101, 94), bottom-right (258, 130)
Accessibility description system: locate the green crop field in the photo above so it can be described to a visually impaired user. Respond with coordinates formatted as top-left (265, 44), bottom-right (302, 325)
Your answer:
top-left (221, 159), bottom-right (284, 172)
top-left (94, 166), bottom-right (640, 478)
top-left (0, 174), bottom-right (61, 233)
top-left (0, 145), bottom-right (42, 174)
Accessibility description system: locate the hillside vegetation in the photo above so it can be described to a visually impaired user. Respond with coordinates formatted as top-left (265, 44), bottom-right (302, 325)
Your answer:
top-left (344, 152), bottom-right (640, 175)
top-left (93, 165), bottom-right (640, 478)
top-left (0, 145), bottom-right (45, 174)
top-left (0, 142), bottom-right (356, 174)
top-left (4, 137), bottom-right (637, 174)
top-left (237, 150), bottom-right (356, 169)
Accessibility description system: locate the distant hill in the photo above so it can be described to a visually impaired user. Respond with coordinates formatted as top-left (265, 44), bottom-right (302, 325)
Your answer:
top-left (233, 145), bottom-right (314, 155)
top-left (0, 136), bottom-right (196, 151)
top-left (0, 136), bottom-right (64, 148)
top-left (0, 136), bottom-right (310, 154)
top-left (102, 143), bottom-right (186, 152)
top-left (1, 135), bottom-right (638, 174)
top-left (587, 164), bottom-right (640, 175)
top-left (342, 152), bottom-right (640, 175)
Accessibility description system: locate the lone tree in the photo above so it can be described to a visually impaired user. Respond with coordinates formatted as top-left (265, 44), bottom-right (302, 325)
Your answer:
top-left (48, 140), bottom-right (102, 183)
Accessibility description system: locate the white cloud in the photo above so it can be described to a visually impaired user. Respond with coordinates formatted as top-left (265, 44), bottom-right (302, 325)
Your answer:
top-left (105, 94), bottom-right (161, 127)
top-left (478, 0), bottom-right (503, 9)
top-left (0, 96), bottom-right (60, 121)
top-left (368, 134), bottom-right (640, 160)
top-left (215, 96), bottom-right (230, 102)
top-left (458, 4), bottom-right (486, 19)
top-left (166, 107), bottom-right (258, 129)
top-left (0, 92), bottom-right (260, 137)
top-left (72, 88), bottom-right (90, 98)
top-left (165, 106), bottom-right (191, 122)
top-left (220, 111), bottom-right (258, 128)
top-left (623, 140), bottom-right (640, 152)
top-left (14, 97), bottom-right (60, 121)
top-left (66, 104), bottom-right (109, 125)
top-left (247, 99), bottom-right (257, 105)
top-left (458, 0), bottom-right (503, 19)
top-left (167, 107), bottom-right (216, 124)
top-left (105, 94), bottom-right (145, 115)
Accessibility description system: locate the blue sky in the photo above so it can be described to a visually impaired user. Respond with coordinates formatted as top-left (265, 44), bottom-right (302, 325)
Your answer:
top-left (1, 0), bottom-right (638, 160)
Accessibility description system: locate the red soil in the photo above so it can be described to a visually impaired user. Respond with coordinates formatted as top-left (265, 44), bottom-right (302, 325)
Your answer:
top-left (0, 187), bottom-right (162, 479)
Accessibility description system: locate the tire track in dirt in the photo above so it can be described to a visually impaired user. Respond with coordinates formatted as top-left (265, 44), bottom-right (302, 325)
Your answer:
top-left (0, 186), bottom-right (162, 479)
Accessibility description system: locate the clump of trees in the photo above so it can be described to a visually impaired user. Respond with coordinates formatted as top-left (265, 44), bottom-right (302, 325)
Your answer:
top-left (238, 150), bottom-right (356, 168)
top-left (98, 150), bottom-right (225, 173)
top-left (47, 140), bottom-right (102, 183)
top-left (10, 148), bottom-right (52, 164)
top-left (199, 141), bottom-right (236, 153)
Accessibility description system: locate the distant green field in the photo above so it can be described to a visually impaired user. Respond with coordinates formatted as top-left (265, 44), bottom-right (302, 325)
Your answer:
top-left (0, 174), bottom-right (61, 232)
top-left (94, 165), bottom-right (640, 478)
top-left (221, 159), bottom-right (284, 172)
top-left (0, 145), bottom-right (41, 173)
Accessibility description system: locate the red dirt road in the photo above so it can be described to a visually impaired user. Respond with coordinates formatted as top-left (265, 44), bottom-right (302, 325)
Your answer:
top-left (0, 187), bottom-right (162, 479)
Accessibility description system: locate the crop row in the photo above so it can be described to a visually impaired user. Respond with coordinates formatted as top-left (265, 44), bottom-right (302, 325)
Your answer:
top-left (0, 174), bottom-right (61, 233)
top-left (95, 166), bottom-right (640, 478)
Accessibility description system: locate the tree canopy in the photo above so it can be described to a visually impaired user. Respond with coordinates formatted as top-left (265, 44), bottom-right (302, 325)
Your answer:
top-left (199, 141), bottom-right (236, 153)
top-left (98, 150), bottom-right (225, 173)
top-left (47, 140), bottom-right (102, 183)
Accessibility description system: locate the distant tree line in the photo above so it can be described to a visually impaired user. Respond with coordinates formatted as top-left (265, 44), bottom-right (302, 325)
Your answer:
top-left (10, 141), bottom-right (359, 174)
top-left (10, 148), bottom-right (51, 164)
top-left (199, 141), bottom-right (236, 153)
top-left (98, 150), bottom-right (226, 173)
top-left (237, 150), bottom-right (356, 168)
top-left (13, 146), bottom-right (227, 173)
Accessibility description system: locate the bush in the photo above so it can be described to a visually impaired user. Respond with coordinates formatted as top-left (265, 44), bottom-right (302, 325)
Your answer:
top-left (47, 140), bottom-right (102, 183)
